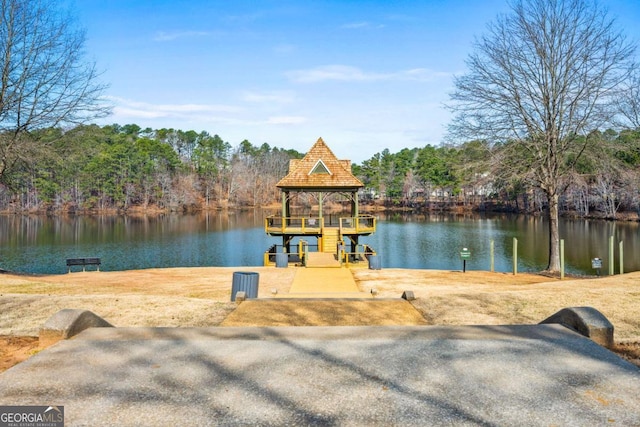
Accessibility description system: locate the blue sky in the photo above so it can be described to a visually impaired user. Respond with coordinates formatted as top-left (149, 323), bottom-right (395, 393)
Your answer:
top-left (74, 0), bottom-right (640, 162)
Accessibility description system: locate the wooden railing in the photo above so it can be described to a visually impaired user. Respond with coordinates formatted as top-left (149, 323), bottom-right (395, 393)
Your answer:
top-left (338, 243), bottom-right (377, 267)
top-left (339, 216), bottom-right (376, 234)
top-left (263, 244), bottom-right (310, 266)
top-left (265, 215), bottom-right (376, 235)
top-left (265, 216), bottom-right (323, 234)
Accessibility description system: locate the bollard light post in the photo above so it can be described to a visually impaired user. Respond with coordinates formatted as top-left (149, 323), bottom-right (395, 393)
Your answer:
top-left (592, 257), bottom-right (602, 277)
top-left (460, 248), bottom-right (471, 273)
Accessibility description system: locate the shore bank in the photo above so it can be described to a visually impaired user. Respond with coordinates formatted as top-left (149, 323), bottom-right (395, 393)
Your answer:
top-left (1, 267), bottom-right (639, 370)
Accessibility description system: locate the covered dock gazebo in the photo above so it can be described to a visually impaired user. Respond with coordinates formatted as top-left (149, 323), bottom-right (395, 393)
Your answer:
top-left (264, 138), bottom-right (376, 265)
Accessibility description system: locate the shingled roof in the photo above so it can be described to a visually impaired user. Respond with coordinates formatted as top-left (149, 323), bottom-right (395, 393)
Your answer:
top-left (276, 138), bottom-right (364, 191)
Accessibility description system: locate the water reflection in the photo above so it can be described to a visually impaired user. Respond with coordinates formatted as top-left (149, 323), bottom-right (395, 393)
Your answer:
top-left (359, 213), bottom-right (639, 275)
top-left (0, 211), bottom-right (637, 275)
top-left (0, 211), bottom-right (276, 274)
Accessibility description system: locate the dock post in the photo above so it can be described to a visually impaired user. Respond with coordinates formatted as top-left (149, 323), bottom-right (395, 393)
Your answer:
top-left (513, 237), bottom-right (518, 275)
top-left (609, 236), bottom-right (614, 276)
top-left (619, 241), bottom-right (624, 275)
top-left (560, 239), bottom-right (564, 280)
top-left (490, 240), bottom-right (495, 272)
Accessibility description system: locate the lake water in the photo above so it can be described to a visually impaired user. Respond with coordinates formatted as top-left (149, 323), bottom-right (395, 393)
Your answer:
top-left (0, 211), bottom-right (638, 275)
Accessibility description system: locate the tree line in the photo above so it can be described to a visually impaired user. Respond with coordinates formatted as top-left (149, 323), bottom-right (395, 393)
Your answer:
top-left (1, 122), bottom-right (638, 218)
top-left (0, 124), bottom-right (303, 213)
top-left (355, 128), bottom-right (640, 220)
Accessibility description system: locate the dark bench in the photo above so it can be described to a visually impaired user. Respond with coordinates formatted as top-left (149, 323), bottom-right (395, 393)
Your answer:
top-left (66, 257), bottom-right (101, 273)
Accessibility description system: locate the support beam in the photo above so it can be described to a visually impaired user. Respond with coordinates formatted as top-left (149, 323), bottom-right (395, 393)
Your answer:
top-left (281, 191), bottom-right (287, 219)
top-left (353, 191), bottom-right (359, 217)
top-left (350, 236), bottom-right (358, 254)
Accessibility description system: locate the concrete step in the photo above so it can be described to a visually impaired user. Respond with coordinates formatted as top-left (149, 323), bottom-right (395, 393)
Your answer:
top-left (221, 299), bottom-right (428, 326)
top-left (274, 292), bottom-right (369, 299)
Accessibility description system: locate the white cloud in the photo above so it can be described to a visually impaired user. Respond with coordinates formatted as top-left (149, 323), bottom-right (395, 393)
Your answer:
top-left (341, 22), bottom-right (385, 30)
top-left (286, 65), bottom-right (381, 83)
top-left (106, 96), bottom-right (242, 121)
top-left (273, 43), bottom-right (296, 54)
top-left (103, 96), bottom-right (308, 130)
top-left (403, 68), bottom-right (453, 80)
top-left (223, 12), bottom-right (264, 24)
top-left (266, 116), bottom-right (306, 125)
top-left (153, 30), bottom-right (212, 42)
top-left (342, 22), bottom-right (368, 29)
top-left (241, 90), bottom-right (295, 104)
top-left (114, 107), bottom-right (167, 119)
top-left (286, 65), bottom-right (452, 84)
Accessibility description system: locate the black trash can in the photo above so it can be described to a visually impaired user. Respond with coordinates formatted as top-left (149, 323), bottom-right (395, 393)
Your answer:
top-left (368, 255), bottom-right (382, 270)
top-left (231, 271), bottom-right (259, 301)
top-left (275, 252), bottom-right (288, 268)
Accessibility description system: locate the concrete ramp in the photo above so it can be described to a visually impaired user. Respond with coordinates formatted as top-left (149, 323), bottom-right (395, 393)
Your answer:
top-left (1, 325), bottom-right (639, 426)
top-left (220, 299), bottom-right (428, 326)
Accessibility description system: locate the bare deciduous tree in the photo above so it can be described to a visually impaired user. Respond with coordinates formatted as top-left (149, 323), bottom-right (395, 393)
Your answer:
top-left (0, 0), bottom-right (109, 185)
top-left (615, 70), bottom-right (640, 129)
top-left (447, 0), bottom-right (636, 272)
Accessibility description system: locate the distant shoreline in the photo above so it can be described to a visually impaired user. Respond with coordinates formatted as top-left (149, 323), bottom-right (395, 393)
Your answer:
top-left (1, 203), bottom-right (639, 222)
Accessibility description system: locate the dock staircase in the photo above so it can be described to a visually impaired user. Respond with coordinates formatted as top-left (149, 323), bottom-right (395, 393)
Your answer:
top-left (322, 228), bottom-right (340, 253)
top-left (301, 227), bottom-right (341, 268)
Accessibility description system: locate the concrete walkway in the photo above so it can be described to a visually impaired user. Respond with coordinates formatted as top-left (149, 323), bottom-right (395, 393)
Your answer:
top-left (288, 267), bottom-right (362, 295)
top-left (304, 252), bottom-right (341, 268)
top-left (1, 325), bottom-right (639, 426)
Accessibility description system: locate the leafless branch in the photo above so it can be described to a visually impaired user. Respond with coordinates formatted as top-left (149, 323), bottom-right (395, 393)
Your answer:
top-left (0, 0), bottom-right (110, 183)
